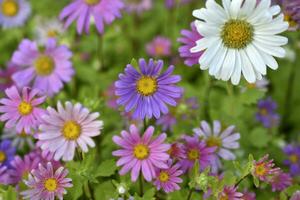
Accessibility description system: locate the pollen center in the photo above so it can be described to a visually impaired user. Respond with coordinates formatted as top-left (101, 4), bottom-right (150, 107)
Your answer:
top-left (289, 154), bottom-right (299, 163)
top-left (34, 55), bottom-right (55, 76)
top-left (44, 178), bottom-right (58, 192)
top-left (255, 163), bottom-right (266, 176)
top-left (219, 194), bottom-right (229, 200)
top-left (136, 76), bottom-right (157, 96)
top-left (158, 171), bottom-right (169, 182)
top-left (133, 144), bottom-right (149, 160)
top-left (1, 0), bottom-right (19, 17)
top-left (84, 0), bottom-right (100, 5)
top-left (206, 136), bottom-right (222, 148)
top-left (18, 101), bottom-right (33, 116)
top-left (221, 19), bottom-right (254, 49)
top-left (260, 108), bottom-right (268, 116)
top-left (62, 121), bottom-right (81, 140)
top-left (47, 30), bottom-right (58, 38)
top-left (188, 149), bottom-right (199, 160)
top-left (0, 151), bottom-right (6, 162)
top-left (284, 14), bottom-right (298, 28)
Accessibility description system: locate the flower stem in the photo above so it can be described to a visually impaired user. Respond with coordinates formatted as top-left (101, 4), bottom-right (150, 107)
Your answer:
top-left (139, 175), bottom-right (144, 197)
top-left (186, 189), bottom-right (193, 200)
top-left (235, 173), bottom-right (250, 187)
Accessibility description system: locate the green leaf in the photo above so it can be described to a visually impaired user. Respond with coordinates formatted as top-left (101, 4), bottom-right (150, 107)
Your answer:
top-left (65, 172), bottom-right (84, 200)
top-left (95, 159), bottom-right (117, 177)
top-left (249, 128), bottom-right (271, 148)
top-left (284, 184), bottom-right (300, 196)
top-left (239, 89), bottom-right (265, 105)
top-left (253, 176), bottom-right (260, 188)
top-left (0, 186), bottom-right (17, 200)
top-left (94, 181), bottom-right (116, 200)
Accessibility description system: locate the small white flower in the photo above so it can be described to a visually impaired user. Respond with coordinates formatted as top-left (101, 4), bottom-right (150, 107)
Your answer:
top-left (117, 185), bottom-right (126, 194)
top-left (35, 18), bottom-right (64, 44)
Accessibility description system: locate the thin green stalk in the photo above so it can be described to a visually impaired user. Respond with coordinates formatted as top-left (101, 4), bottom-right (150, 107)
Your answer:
top-left (139, 174), bottom-right (144, 197)
top-left (186, 189), bottom-right (193, 200)
top-left (235, 173), bottom-right (250, 187)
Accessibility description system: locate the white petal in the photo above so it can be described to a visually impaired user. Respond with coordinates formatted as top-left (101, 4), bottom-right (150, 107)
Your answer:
top-left (254, 35), bottom-right (288, 47)
top-left (199, 40), bottom-right (222, 69)
top-left (253, 41), bottom-right (286, 58)
top-left (191, 37), bottom-right (214, 53)
top-left (231, 50), bottom-right (242, 85)
top-left (240, 0), bottom-right (256, 18)
top-left (245, 44), bottom-right (266, 75)
top-left (209, 45), bottom-right (228, 76)
top-left (219, 49), bottom-right (236, 81)
top-left (240, 50), bottom-right (256, 83)
top-left (194, 20), bottom-right (220, 37)
top-left (230, 0), bottom-right (243, 19)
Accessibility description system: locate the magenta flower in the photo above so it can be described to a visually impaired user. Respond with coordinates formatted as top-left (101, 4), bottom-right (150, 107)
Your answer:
top-left (59, 0), bottom-right (124, 34)
top-left (291, 191), bottom-right (300, 200)
top-left (153, 161), bottom-right (183, 193)
top-left (218, 186), bottom-right (243, 200)
top-left (125, 0), bottom-right (152, 14)
top-left (178, 22), bottom-right (203, 67)
top-left (146, 36), bottom-right (172, 57)
top-left (21, 162), bottom-right (72, 200)
top-left (0, 86), bottom-right (46, 133)
top-left (0, 62), bottom-right (19, 91)
top-left (11, 38), bottom-right (74, 96)
top-left (269, 171), bottom-right (292, 192)
top-left (179, 136), bottom-right (216, 172)
top-left (38, 101), bottom-right (103, 161)
top-left (241, 190), bottom-right (256, 200)
top-left (168, 142), bottom-right (186, 160)
top-left (112, 124), bottom-right (170, 182)
top-left (252, 154), bottom-right (281, 182)
top-left (0, 164), bottom-right (11, 185)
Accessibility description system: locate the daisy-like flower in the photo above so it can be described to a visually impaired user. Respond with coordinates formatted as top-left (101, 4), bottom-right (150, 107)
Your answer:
top-left (256, 97), bottom-right (280, 128)
top-left (0, 86), bottom-right (46, 133)
top-left (0, 0), bottom-right (31, 28)
top-left (179, 136), bottom-right (216, 172)
top-left (21, 162), bottom-right (72, 200)
top-left (28, 148), bottom-right (62, 170)
top-left (178, 22), bottom-right (203, 67)
top-left (156, 113), bottom-right (177, 131)
top-left (291, 191), bottom-right (300, 200)
top-left (252, 154), bottom-right (281, 182)
top-left (115, 58), bottom-right (183, 120)
top-left (35, 18), bottom-right (64, 44)
top-left (193, 120), bottom-right (240, 160)
top-left (125, 0), bottom-right (152, 14)
top-left (218, 186), bottom-right (243, 200)
top-left (59, 0), bottom-right (124, 34)
top-left (112, 124), bottom-right (170, 182)
top-left (38, 101), bottom-right (103, 161)
top-left (241, 190), bottom-right (256, 200)
top-left (1, 128), bottom-right (35, 150)
top-left (153, 161), bottom-right (183, 193)
top-left (9, 154), bottom-right (41, 184)
top-left (11, 38), bottom-right (74, 96)
top-left (269, 171), bottom-right (292, 192)
top-left (191, 0), bottom-right (289, 84)
top-left (283, 144), bottom-right (300, 176)
top-left (146, 36), bottom-right (172, 57)
top-left (0, 164), bottom-right (11, 185)
top-left (0, 62), bottom-right (19, 91)
top-left (168, 142), bottom-right (186, 160)
top-left (0, 140), bottom-right (16, 167)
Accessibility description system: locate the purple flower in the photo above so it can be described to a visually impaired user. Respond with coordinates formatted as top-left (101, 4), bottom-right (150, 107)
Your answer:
top-left (38, 101), bottom-right (103, 161)
top-left (256, 97), bottom-right (280, 128)
top-left (168, 142), bottom-right (186, 160)
top-left (59, 0), bottom-right (124, 34)
top-left (156, 113), bottom-right (177, 131)
top-left (104, 83), bottom-right (119, 110)
top-left (0, 62), bottom-right (19, 91)
top-left (21, 162), bottom-right (72, 200)
top-left (269, 171), bottom-right (292, 192)
top-left (252, 154), bottom-right (281, 182)
top-left (291, 191), bottom-right (300, 200)
top-left (153, 161), bottom-right (183, 193)
top-left (11, 38), bottom-right (74, 96)
top-left (283, 144), bottom-right (300, 175)
top-left (28, 148), bottom-right (62, 170)
top-left (115, 58), bottom-right (183, 120)
top-left (178, 22), bottom-right (203, 67)
top-left (125, 0), bottom-right (152, 14)
top-left (0, 164), bottom-right (11, 185)
top-left (0, 0), bottom-right (31, 28)
top-left (146, 37), bottom-right (172, 57)
top-left (0, 140), bottom-right (15, 167)
top-left (218, 186), bottom-right (243, 200)
top-left (112, 124), bottom-right (170, 182)
top-left (165, 0), bottom-right (194, 9)
top-left (179, 136), bottom-right (216, 172)
top-left (1, 128), bottom-right (35, 150)
top-left (241, 190), bottom-right (256, 200)
top-left (0, 86), bottom-right (46, 133)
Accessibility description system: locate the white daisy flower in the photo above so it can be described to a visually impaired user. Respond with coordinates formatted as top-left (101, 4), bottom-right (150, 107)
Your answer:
top-left (37, 101), bottom-right (104, 161)
top-left (191, 0), bottom-right (289, 85)
top-left (34, 18), bottom-right (64, 44)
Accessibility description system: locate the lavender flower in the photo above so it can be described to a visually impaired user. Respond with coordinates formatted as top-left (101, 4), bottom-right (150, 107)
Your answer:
top-left (283, 144), bottom-right (300, 176)
top-left (146, 36), bottom-right (172, 57)
top-left (0, 140), bottom-right (15, 167)
top-left (256, 97), bottom-right (280, 128)
top-left (0, 62), bottom-right (19, 91)
top-left (269, 171), bottom-right (292, 192)
top-left (125, 0), bottom-right (152, 14)
top-left (218, 186), bottom-right (243, 200)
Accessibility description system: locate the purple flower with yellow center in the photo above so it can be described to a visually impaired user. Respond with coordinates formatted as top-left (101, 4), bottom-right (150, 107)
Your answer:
top-left (125, 0), bottom-right (152, 14)
top-left (0, 164), bottom-right (11, 185)
top-left (218, 186), bottom-right (243, 200)
top-left (0, 0), bottom-right (31, 28)
top-left (59, 0), bottom-right (124, 34)
top-left (153, 161), bottom-right (183, 193)
top-left (283, 144), bottom-right (300, 176)
top-left (252, 154), bottom-right (281, 182)
top-left (193, 120), bottom-right (240, 160)
top-left (38, 101), bottom-right (103, 161)
top-left (178, 22), bottom-right (203, 67)
top-left (115, 58), bottom-right (183, 120)
top-left (269, 171), bottom-right (292, 192)
top-left (291, 191), bottom-right (300, 200)
top-left (168, 142), bottom-right (185, 160)
top-left (0, 62), bottom-right (19, 91)
top-left (112, 124), bottom-right (170, 182)
top-left (11, 38), bottom-right (74, 96)
top-left (146, 37), bottom-right (172, 57)
top-left (256, 97), bottom-right (280, 128)
top-left (0, 140), bottom-right (15, 167)
top-left (0, 86), bottom-right (46, 133)
top-left (21, 162), bottom-right (72, 200)
top-left (179, 136), bottom-right (216, 172)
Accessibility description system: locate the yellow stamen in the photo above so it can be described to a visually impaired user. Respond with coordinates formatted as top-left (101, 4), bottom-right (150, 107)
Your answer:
top-left (289, 154), bottom-right (298, 163)
top-left (34, 55), bottom-right (55, 76)
top-left (255, 163), bottom-right (266, 176)
top-left (158, 171), bottom-right (169, 182)
top-left (84, 0), bottom-right (100, 5)
top-left (187, 149), bottom-right (199, 160)
top-left (133, 144), bottom-right (149, 160)
top-left (206, 136), bottom-right (222, 148)
top-left (136, 76), bottom-right (157, 96)
top-left (44, 178), bottom-right (58, 192)
top-left (18, 101), bottom-right (33, 116)
top-left (47, 30), bottom-right (58, 38)
top-left (1, 0), bottom-right (19, 17)
top-left (62, 121), bottom-right (81, 140)
top-left (284, 14), bottom-right (298, 28)
top-left (0, 151), bottom-right (6, 162)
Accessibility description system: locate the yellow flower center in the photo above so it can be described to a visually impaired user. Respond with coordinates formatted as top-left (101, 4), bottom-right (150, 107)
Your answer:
top-left (62, 121), bottom-right (81, 140)
top-left (219, 194), bottom-right (229, 200)
top-left (34, 55), bottom-right (55, 76)
top-left (158, 171), bottom-right (169, 182)
top-left (18, 101), bottom-right (33, 116)
top-left (133, 144), bottom-right (149, 160)
top-left (289, 154), bottom-right (299, 163)
top-left (84, 0), bottom-right (100, 5)
top-left (247, 83), bottom-right (256, 89)
top-left (155, 45), bottom-right (165, 55)
top-left (0, 151), bottom-right (6, 162)
top-left (206, 136), bottom-right (222, 148)
top-left (136, 76), bottom-right (157, 96)
top-left (221, 19), bottom-right (254, 49)
top-left (255, 163), bottom-right (266, 176)
top-left (284, 14), bottom-right (298, 28)
top-left (44, 178), bottom-right (58, 192)
top-left (47, 30), bottom-right (58, 38)
top-left (188, 149), bottom-right (199, 160)
top-left (1, 0), bottom-right (19, 17)
top-left (260, 108), bottom-right (268, 116)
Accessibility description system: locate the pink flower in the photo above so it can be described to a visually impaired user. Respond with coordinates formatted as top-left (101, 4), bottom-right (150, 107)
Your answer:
top-left (0, 164), bottom-right (11, 185)
top-left (38, 101), bottom-right (103, 161)
top-left (168, 142), bottom-right (186, 160)
top-left (146, 36), bottom-right (172, 57)
top-left (21, 162), bottom-right (72, 200)
top-left (269, 171), bottom-right (292, 192)
top-left (0, 86), bottom-right (46, 133)
top-left (0, 62), bottom-right (20, 91)
top-left (252, 154), bottom-right (280, 182)
top-left (112, 124), bottom-right (170, 182)
top-left (218, 186), bottom-right (243, 200)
